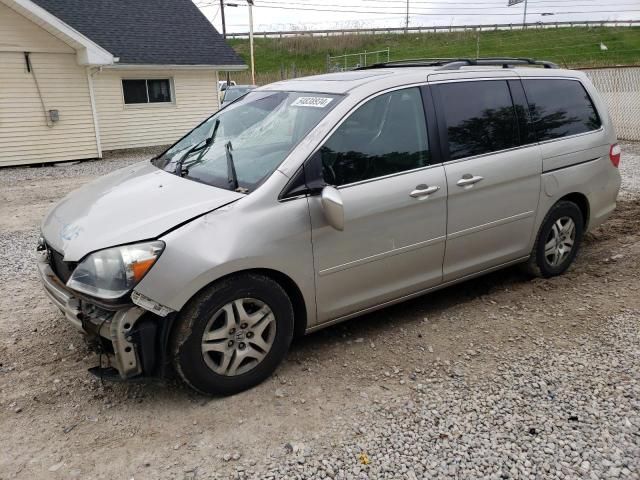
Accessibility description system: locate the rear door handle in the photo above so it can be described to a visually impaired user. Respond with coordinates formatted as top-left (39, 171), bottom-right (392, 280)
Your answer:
top-left (456, 175), bottom-right (484, 187)
top-left (410, 185), bottom-right (440, 198)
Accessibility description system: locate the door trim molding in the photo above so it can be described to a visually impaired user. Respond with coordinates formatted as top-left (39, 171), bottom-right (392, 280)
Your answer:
top-left (318, 235), bottom-right (446, 277)
top-left (307, 255), bottom-right (529, 332)
top-left (447, 210), bottom-right (535, 240)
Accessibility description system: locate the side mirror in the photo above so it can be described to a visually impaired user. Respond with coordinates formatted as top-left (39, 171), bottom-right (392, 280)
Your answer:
top-left (321, 186), bottom-right (344, 231)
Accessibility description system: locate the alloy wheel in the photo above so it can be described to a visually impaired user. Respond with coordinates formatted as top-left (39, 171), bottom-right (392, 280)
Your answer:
top-left (201, 298), bottom-right (276, 376)
top-left (544, 216), bottom-right (576, 267)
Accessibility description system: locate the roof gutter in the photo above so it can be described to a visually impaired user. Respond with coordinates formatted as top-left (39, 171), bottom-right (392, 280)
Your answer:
top-left (104, 64), bottom-right (248, 71)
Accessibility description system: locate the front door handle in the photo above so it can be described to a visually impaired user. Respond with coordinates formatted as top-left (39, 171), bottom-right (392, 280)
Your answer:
top-left (456, 175), bottom-right (484, 187)
top-left (410, 185), bottom-right (440, 198)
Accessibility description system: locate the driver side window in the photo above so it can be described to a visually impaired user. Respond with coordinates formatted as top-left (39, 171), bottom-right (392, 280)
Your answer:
top-left (320, 87), bottom-right (429, 187)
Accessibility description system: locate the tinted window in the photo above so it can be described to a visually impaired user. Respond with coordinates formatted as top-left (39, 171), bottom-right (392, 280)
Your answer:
top-left (320, 87), bottom-right (429, 186)
top-left (523, 79), bottom-right (601, 141)
top-left (438, 80), bottom-right (519, 160)
top-left (122, 80), bottom-right (148, 104)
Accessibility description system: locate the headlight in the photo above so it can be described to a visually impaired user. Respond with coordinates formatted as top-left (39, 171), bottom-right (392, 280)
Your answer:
top-left (66, 241), bottom-right (164, 300)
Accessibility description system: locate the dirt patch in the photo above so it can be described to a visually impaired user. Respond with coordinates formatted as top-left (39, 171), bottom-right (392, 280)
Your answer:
top-left (586, 196), bottom-right (640, 241)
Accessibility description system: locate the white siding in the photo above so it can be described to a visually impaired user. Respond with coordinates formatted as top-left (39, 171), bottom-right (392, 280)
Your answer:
top-left (0, 4), bottom-right (99, 167)
top-left (0, 51), bottom-right (99, 166)
top-left (93, 68), bottom-right (220, 151)
top-left (0, 2), bottom-right (73, 54)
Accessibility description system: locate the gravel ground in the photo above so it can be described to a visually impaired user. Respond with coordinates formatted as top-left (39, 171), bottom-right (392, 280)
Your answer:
top-left (251, 311), bottom-right (640, 480)
top-left (620, 142), bottom-right (640, 198)
top-left (0, 146), bottom-right (163, 188)
top-left (0, 144), bottom-right (638, 479)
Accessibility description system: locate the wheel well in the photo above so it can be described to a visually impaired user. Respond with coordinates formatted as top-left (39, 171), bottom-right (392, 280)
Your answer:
top-left (251, 269), bottom-right (308, 338)
top-left (559, 192), bottom-right (590, 229)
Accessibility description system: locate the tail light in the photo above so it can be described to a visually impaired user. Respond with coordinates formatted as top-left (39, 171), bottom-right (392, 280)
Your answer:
top-left (609, 143), bottom-right (621, 167)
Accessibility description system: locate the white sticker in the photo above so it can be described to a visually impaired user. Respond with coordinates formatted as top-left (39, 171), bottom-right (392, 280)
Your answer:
top-left (291, 96), bottom-right (333, 108)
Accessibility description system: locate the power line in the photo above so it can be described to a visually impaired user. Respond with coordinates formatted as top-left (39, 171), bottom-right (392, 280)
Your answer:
top-left (197, 1), bottom-right (640, 14)
top-left (224, 15), bottom-right (410, 27)
top-left (254, 0), bottom-right (640, 11)
top-left (233, 0), bottom-right (623, 5)
top-left (197, 3), bottom-right (640, 16)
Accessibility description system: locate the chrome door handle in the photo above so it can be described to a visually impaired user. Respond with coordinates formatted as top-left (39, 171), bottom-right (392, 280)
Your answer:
top-left (456, 175), bottom-right (484, 187)
top-left (410, 185), bottom-right (440, 198)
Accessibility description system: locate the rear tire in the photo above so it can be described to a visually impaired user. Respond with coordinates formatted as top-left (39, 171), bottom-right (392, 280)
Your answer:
top-left (171, 274), bottom-right (294, 396)
top-left (525, 201), bottom-right (584, 278)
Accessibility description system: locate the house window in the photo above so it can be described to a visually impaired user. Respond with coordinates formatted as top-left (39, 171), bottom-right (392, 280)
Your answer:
top-left (122, 79), bottom-right (172, 104)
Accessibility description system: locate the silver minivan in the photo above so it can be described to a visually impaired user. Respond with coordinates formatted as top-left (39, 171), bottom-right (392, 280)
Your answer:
top-left (37, 58), bottom-right (621, 395)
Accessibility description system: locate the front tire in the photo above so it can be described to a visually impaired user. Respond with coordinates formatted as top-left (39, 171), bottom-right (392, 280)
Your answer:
top-left (526, 200), bottom-right (584, 278)
top-left (171, 274), bottom-right (294, 396)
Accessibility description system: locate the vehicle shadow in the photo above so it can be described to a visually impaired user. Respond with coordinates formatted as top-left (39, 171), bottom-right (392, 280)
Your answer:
top-left (291, 264), bottom-right (530, 354)
top-left (136, 264), bottom-right (531, 402)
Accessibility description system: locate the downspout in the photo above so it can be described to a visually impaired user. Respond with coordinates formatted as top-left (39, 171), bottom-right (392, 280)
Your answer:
top-left (86, 66), bottom-right (102, 158)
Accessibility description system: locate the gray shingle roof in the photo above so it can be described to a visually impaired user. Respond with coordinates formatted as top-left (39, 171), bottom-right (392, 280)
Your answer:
top-left (31, 0), bottom-right (245, 67)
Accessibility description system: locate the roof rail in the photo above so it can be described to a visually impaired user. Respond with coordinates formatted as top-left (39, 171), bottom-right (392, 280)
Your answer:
top-left (437, 57), bottom-right (558, 70)
top-left (356, 57), bottom-right (558, 70)
top-left (356, 58), bottom-right (460, 69)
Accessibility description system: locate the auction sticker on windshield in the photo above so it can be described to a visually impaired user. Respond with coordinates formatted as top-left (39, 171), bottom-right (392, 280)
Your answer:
top-left (291, 96), bottom-right (333, 108)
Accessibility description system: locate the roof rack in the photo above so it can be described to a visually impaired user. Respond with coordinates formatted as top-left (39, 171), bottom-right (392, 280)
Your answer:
top-left (356, 57), bottom-right (558, 70)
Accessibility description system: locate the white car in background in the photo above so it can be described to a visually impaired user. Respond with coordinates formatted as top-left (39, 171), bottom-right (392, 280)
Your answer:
top-left (221, 85), bottom-right (257, 107)
top-left (218, 80), bottom-right (237, 102)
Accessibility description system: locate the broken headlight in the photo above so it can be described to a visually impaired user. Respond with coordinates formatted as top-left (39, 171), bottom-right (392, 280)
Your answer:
top-left (66, 241), bottom-right (164, 300)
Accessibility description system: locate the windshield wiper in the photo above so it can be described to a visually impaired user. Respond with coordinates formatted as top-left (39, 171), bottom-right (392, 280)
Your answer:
top-left (174, 119), bottom-right (220, 176)
top-left (225, 141), bottom-right (246, 193)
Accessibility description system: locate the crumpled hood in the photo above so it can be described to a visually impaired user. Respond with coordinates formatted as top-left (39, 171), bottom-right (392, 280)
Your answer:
top-left (42, 161), bottom-right (244, 261)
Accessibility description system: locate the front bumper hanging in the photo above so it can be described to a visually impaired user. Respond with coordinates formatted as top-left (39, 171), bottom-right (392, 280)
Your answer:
top-left (37, 257), bottom-right (156, 379)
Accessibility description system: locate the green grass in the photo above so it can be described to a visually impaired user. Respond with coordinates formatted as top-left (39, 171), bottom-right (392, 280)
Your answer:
top-left (228, 27), bottom-right (640, 81)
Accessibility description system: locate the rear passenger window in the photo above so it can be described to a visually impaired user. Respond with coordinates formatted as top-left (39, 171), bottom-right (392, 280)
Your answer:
top-left (523, 79), bottom-right (601, 141)
top-left (320, 87), bottom-right (429, 186)
top-left (436, 80), bottom-right (520, 161)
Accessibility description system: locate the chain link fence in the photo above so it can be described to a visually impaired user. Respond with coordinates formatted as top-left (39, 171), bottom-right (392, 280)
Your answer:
top-left (582, 66), bottom-right (640, 141)
top-left (326, 48), bottom-right (390, 71)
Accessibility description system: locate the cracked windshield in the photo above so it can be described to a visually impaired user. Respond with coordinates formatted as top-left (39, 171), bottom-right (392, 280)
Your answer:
top-left (153, 91), bottom-right (340, 192)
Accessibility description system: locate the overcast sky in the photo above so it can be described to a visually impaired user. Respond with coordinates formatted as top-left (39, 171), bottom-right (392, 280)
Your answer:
top-left (195, 0), bottom-right (638, 33)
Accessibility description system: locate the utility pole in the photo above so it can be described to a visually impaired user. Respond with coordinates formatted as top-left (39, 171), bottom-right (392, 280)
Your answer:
top-left (248, 0), bottom-right (255, 85)
top-left (507, 0), bottom-right (528, 29)
top-left (219, 0), bottom-right (227, 38)
top-left (220, 0), bottom-right (231, 85)
top-left (405, 0), bottom-right (409, 33)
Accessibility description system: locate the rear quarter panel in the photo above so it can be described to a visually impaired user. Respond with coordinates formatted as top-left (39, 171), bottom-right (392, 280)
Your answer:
top-left (537, 156), bottom-right (620, 233)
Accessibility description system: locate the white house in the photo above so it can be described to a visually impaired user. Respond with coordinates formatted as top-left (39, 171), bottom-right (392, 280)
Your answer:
top-left (0, 0), bottom-right (246, 167)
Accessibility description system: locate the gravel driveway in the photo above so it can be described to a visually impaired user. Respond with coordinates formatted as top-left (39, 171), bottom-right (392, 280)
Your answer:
top-left (0, 145), bottom-right (638, 480)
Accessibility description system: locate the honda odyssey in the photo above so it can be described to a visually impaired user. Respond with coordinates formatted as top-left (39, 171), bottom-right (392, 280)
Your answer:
top-left (37, 58), bottom-right (621, 395)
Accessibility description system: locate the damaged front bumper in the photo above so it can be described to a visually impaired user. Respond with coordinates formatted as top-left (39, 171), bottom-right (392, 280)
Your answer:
top-left (36, 256), bottom-right (171, 380)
